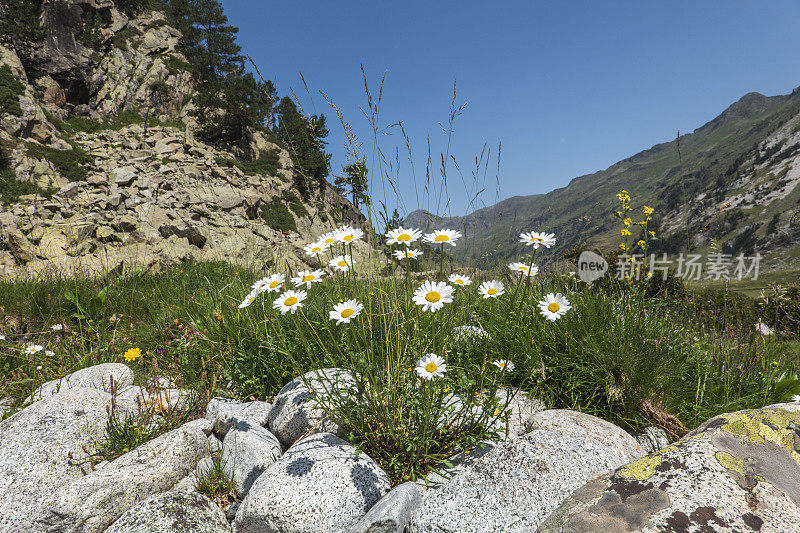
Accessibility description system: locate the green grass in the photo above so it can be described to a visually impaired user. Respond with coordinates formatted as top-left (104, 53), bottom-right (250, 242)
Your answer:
top-left (259, 199), bottom-right (297, 232)
top-left (47, 109), bottom-right (177, 137)
top-left (215, 149), bottom-right (282, 178)
top-left (0, 168), bottom-right (52, 204)
top-left (25, 142), bottom-right (94, 182)
top-left (0, 65), bottom-right (25, 117)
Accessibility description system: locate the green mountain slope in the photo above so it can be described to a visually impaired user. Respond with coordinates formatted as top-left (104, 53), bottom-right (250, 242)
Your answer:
top-left (407, 88), bottom-right (800, 269)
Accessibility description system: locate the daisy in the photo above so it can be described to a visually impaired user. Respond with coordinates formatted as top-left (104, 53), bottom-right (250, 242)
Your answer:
top-left (519, 231), bottom-right (556, 249)
top-left (335, 226), bottom-right (364, 244)
top-left (478, 280), bottom-right (505, 298)
top-left (124, 347), bottom-right (142, 362)
top-left (45, 350), bottom-right (55, 356)
top-left (448, 274), bottom-right (472, 287)
top-left (791, 395), bottom-right (800, 403)
top-left (416, 353), bottom-right (447, 380)
top-left (291, 269), bottom-right (325, 288)
top-left (273, 290), bottom-right (307, 315)
top-left (493, 360), bottom-right (516, 372)
top-left (412, 281), bottom-right (455, 312)
top-left (238, 291), bottom-right (259, 309)
top-left (329, 299), bottom-right (364, 325)
top-left (423, 229), bottom-right (462, 247)
top-left (51, 324), bottom-right (63, 331)
top-left (508, 262), bottom-right (539, 277)
top-left (23, 343), bottom-right (44, 356)
top-left (259, 273), bottom-right (285, 293)
top-left (304, 241), bottom-right (329, 257)
top-left (0, 334), bottom-right (5, 341)
top-left (538, 293), bottom-right (572, 321)
top-left (320, 232), bottom-right (338, 246)
top-left (393, 248), bottom-right (423, 260)
top-left (329, 255), bottom-right (354, 272)
top-left (386, 227), bottom-right (422, 246)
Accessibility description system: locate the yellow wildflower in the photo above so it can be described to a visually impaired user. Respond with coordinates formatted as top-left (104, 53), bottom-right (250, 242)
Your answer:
top-left (124, 347), bottom-right (142, 362)
top-left (623, 218), bottom-right (632, 227)
top-left (643, 206), bottom-right (654, 215)
top-left (649, 231), bottom-right (656, 237)
top-left (637, 240), bottom-right (646, 247)
top-left (621, 229), bottom-right (631, 236)
top-left (619, 243), bottom-right (627, 251)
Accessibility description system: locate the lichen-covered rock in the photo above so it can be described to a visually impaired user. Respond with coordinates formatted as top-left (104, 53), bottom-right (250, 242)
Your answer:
top-left (37, 419), bottom-right (212, 533)
top-left (349, 482), bottom-right (423, 533)
top-left (205, 397), bottom-right (271, 436)
top-left (234, 433), bottom-right (391, 533)
top-left (26, 363), bottom-right (134, 403)
top-left (634, 425), bottom-right (670, 455)
top-left (408, 429), bottom-right (630, 533)
top-left (104, 490), bottom-right (231, 533)
top-left (0, 388), bottom-right (113, 533)
top-left (221, 419), bottom-right (282, 497)
top-left (538, 403), bottom-right (800, 532)
top-left (529, 409), bottom-right (644, 463)
top-left (267, 369), bottom-right (356, 447)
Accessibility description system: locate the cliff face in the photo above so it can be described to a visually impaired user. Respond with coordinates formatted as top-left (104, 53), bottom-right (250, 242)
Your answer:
top-left (0, 1), bottom-right (367, 279)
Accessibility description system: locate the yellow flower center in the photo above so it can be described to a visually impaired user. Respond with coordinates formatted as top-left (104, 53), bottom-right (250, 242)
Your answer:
top-left (341, 308), bottom-right (354, 318)
top-left (498, 362), bottom-right (506, 368)
top-left (434, 235), bottom-right (449, 242)
top-left (488, 288), bottom-right (497, 295)
top-left (302, 275), bottom-right (315, 282)
top-left (312, 247), bottom-right (321, 253)
top-left (455, 279), bottom-right (464, 284)
top-left (284, 297), bottom-right (298, 306)
top-left (425, 291), bottom-right (441, 302)
top-left (344, 235), bottom-right (354, 241)
top-left (518, 266), bottom-right (526, 271)
top-left (532, 237), bottom-right (543, 243)
top-left (269, 281), bottom-right (280, 288)
top-left (338, 260), bottom-right (347, 267)
top-left (398, 233), bottom-right (411, 241)
top-left (425, 362), bottom-right (438, 373)
top-left (325, 238), bottom-right (334, 244)
top-left (548, 302), bottom-right (561, 313)
top-left (406, 252), bottom-right (414, 257)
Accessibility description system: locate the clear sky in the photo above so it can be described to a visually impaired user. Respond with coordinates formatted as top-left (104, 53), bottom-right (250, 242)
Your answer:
top-left (221, 0), bottom-right (800, 219)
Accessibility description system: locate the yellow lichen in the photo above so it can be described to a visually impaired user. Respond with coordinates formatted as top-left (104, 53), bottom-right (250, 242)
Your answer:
top-left (714, 451), bottom-right (746, 474)
top-left (617, 437), bottom-right (700, 481)
top-left (717, 408), bottom-right (800, 467)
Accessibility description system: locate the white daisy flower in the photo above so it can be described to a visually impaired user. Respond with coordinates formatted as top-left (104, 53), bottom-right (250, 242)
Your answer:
top-left (519, 231), bottom-right (556, 249)
top-left (329, 255), bottom-right (354, 272)
top-left (22, 343), bottom-right (44, 356)
top-left (304, 241), bottom-right (329, 257)
top-left (0, 334), bottom-right (5, 341)
top-left (791, 395), bottom-right (800, 403)
top-left (238, 291), bottom-right (259, 309)
top-left (478, 280), bottom-right (505, 298)
top-left (45, 350), bottom-right (55, 356)
top-left (273, 289), bottom-right (307, 315)
top-left (412, 281), bottom-right (454, 312)
top-left (320, 232), bottom-right (338, 246)
top-left (255, 273), bottom-right (285, 293)
top-left (386, 227), bottom-right (422, 246)
top-left (448, 274), bottom-right (472, 287)
top-left (50, 324), bottom-right (63, 331)
top-left (415, 353), bottom-right (447, 380)
top-left (423, 228), bottom-right (462, 247)
top-left (538, 293), bottom-right (572, 321)
top-left (393, 248), bottom-right (423, 260)
top-left (335, 226), bottom-right (364, 244)
top-left (291, 269), bottom-right (325, 288)
top-left (493, 360), bottom-right (515, 372)
top-left (329, 299), bottom-right (364, 325)
top-left (508, 262), bottom-right (539, 277)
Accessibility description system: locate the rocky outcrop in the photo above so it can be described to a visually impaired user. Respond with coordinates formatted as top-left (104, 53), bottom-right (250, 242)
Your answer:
top-left (538, 403), bottom-right (800, 532)
top-left (104, 490), bottom-right (232, 533)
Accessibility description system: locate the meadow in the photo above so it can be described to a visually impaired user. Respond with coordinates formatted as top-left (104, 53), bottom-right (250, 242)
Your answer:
top-left (2, 222), bottom-right (798, 485)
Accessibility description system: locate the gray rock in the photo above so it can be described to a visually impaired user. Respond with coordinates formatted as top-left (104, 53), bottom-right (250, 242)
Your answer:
top-left (112, 166), bottom-right (137, 186)
top-left (538, 403), bottom-right (800, 533)
top-left (267, 368), bottom-right (356, 448)
top-left (26, 362), bottom-right (134, 403)
top-left (221, 419), bottom-right (282, 497)
top-left (38, 419), bottom-right (212, 533)
top-left (0, 388), bottom-right (113, 533)
top-left (634, 425), bottom-right (670, 454)
top-left (208, 434), bottom-right (223, 453)
top-left (349, 482), bottom-right (422, 533)
top-left (494, 388), bottom-right (546, 440)
top-left (234, 433), bottom-right (391, 533)
top-left (205, 397), bottom-right (271, 436)
top-left (408, 430), bottom-right (630, 533)
top-left (104, 490), bottom-right (231, 533)
top-left (529, 409), bottom-right (645, 463)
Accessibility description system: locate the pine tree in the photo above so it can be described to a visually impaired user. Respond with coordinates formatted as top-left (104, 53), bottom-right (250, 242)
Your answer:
top-left (335, 161), bottom-right (369, 210)
top-left (275, 96), bottom-right (331, 197)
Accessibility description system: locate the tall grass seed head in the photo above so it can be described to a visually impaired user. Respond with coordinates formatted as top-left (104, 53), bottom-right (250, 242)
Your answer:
top-left (329, 299), bottom-right (364, 325)
top-left (538, 293), bottom-right (572, 321)
top-left (412, 281), bottom-right (454, 312)
top-left (416, 353), bottom-right (447, 380)
top-left (386, 227), bottom-right (422, 246)
top-left (273, 289), bottom-right (307, 315)
top-left (478, 280), bottom-right (505, 298)
top-left (423, 229), bottom-right (462, 247)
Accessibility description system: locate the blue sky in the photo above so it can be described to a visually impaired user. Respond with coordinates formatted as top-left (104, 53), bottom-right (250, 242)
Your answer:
top-left (222, 0), bottom-right (800, 218)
